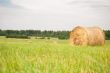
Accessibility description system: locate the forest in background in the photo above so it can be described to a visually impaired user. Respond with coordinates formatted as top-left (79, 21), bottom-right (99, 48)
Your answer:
top-left (0, 29), bottom-right (110, 40)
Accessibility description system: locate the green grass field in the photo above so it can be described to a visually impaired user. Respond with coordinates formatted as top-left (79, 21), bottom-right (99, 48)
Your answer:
top-left (0, 36), bottom-right (110, 73)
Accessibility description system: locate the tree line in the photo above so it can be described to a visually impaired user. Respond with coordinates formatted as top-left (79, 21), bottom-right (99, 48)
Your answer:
top-left (105, 30), bottom-right (110, 40)
top-left (0, 29), bottom-right (110, 40)
top-left (0, 29), bottom-right (70, 39)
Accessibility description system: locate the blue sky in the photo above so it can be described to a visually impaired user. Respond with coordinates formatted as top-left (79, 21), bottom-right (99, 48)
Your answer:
top-left (0, 0), bottom-right (110, 30)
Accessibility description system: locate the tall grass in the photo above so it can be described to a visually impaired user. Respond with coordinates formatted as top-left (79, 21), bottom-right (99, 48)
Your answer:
top-left (0, 36), bottom-right (110, 73)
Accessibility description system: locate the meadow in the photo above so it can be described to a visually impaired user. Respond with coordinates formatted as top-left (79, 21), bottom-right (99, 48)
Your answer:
top-left (0, 36), bottom-right (110, 73)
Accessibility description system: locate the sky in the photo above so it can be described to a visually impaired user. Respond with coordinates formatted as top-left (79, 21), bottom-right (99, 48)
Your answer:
top-left (0, 0), bottom-right (110, 30)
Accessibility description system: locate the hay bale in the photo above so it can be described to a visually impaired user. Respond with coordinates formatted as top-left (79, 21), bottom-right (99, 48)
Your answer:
top-left (69, 26), bottom-right (105, 46)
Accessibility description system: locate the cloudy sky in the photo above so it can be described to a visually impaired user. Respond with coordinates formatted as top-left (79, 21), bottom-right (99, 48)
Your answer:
top-left (0, 0), bottom-right (110, 30)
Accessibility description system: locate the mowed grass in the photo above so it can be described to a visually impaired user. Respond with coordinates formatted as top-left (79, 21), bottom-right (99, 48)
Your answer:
top-left (0, 36), bottom-right (110, 73)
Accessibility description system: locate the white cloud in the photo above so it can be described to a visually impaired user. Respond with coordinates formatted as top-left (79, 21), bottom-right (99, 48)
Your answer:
top-left (0, 0), bottom-right (110, 30)
top-left (11, 0), bottom-right (66, 10)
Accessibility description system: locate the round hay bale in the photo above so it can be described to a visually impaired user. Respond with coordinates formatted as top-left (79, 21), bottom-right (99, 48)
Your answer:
top-left (69, 26), bottom-right (105, 46)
